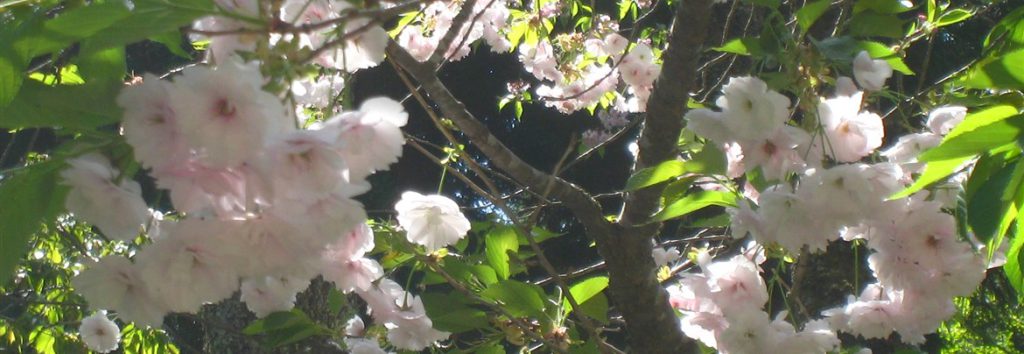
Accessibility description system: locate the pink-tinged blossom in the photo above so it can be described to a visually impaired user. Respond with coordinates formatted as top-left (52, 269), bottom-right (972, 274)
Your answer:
top-left (519, 40), bottom-right (562, 82)
top-left (118, 75), bottom-right (186, 169)
top-left (815, 91), bottom-right (884, 162)
top-left (78, 311), bottom-right (120, 353)
top-left (865, 197), bottom-right (985, 295)
top-left (356, 279), bottom-right (450, 350)
top-left (61, 154), bottom-right (149, 242)
top-left (153, 161), bottom-right (266, 217)
top-left (926, 105), bottom-right (967, 135)
top-left (269, 193), bottom-right (369, 247)
top-left (169, 60), bottom-right (292, 167)
top-left (395, 191), bottom-right (472, 252)
top-left (136, 220), bottom-right (241, 313)
top-left (702, 255), bottom-right (768, 315)
top-left (738, 125), bottom-right (812, 180)
top-left (603, 33), bottom-right (629, 55)
top-left (240, 275), bottom-right (311, 317)
top-left (320, 97), bottom-right (408, 180)
top-left (853, 51), bottom-right (892, 92)
top-left (261, 129), bottom-right (348, 199)
top-left (73, 256), bottom-right (168, 327)
top-left (398, 26), bottom-right (436, 61)
top-left (322, 255), bottom-right (383, 293)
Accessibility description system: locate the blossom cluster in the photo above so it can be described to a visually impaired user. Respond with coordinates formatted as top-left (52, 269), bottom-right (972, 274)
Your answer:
top-left (672, 51), bottom-right (987, 350)
top-left (397, 0), bottom-right (511, 61)
top-left (62, 60), bottom-right (462, 354)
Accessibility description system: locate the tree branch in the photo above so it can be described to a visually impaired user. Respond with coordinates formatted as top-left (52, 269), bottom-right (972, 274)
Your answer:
top-left (387, 0), bottom-right (714, 349)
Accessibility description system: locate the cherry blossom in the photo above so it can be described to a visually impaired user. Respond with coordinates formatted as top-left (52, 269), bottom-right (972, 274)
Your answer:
top-left (395, 191), bottom-right (472, 252)
top-left (61, 154), bottom-right (149, 242)
top-left (79, 311), bottom-right (121, 353)
top-left (852, 51), bottom-right (893, 92)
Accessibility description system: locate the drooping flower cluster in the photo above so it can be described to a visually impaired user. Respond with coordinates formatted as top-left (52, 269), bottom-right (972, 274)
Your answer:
top-left (66, 53), bottom-right (455, 349)
top-left (675, 51), bottom-right (987, 348)
top-left (668, 253), bottom-right (840, 353)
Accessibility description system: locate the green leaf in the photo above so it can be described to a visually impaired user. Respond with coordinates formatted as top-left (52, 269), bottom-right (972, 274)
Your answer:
top-left (0, 80), bottom-right (122, 130)
top-left (848, 12), bottom-right (908, 38)
top-left (0, 159), bottom-right (69, 287)
top-left (0, 46), bottom-right (23, 107)
top-left (618, 0), bottom-right (634, 20)
top-left (440, 259), bottom-right (499, 285)
top-left (986, 7), bottom-right (1024, 50)
top-left (79, 0), bottom-right (217, 55)
top-left (968, 160), bottom-right (1020, 241)
top-left (891, 155), bottom-right (973, 199)
top-left (854, 0), bottom-right (912, 14)
top-left (421, 292), bottom-right (490, 332)
top-left (574, 293), bottom-right (609, 325)
top-left (963, 49), bottom-right (1024, 90)
top-left (485, 225), bottom-right (519, 280)
top-left (858, 41), bottom-right (914, 75)
top-left (1007, 220), bottom-right (1024, 295)
top-left (934, 9), bottom-right (973, 27)
top-left (650, 190), bottom-right (737, 223)
top-left (743, 0), bottom-right (780, 8)
top-left (149, 31), bottom-right (193, 59)
top-left (689, 143), bottom-right (727, 176)
top-left (945, 105), bottom-right (1019, 141)
top-left (242, 309), bottom-right (325, 348)
top-left (481, 280), bottom-right (546, 318)
top-left (917, 114), bottom-right (1024, 161)
top-left (625, 160), bottom-right (698, 191)
top-left (563, 276), bottom-right (608, 315)
top-left (713, 37), bottom-right (760, 56)
top-left (797, 0), bottom-right (831, 33)
top-left (75, 44), bottom-right (126, 84)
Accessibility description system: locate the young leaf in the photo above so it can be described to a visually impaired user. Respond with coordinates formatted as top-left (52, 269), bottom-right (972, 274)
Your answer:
top-left (891, 155), bottom-right (973, 199)
top-left (650, 190), bottom-right (737, 223)
top-left (485, 225), bottom-right (519, 280)
top-left (934, 9), bottom-right (973, 27)
top-left (917, 114), bottom-right (1024, 161)
top-left (624, 160), bottom-right (695, 191)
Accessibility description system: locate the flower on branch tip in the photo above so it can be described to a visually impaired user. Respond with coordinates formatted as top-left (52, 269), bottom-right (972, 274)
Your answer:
top-left (394, 191), bottom-right (471, 252)
top-left (78, 311), bottom-right (120, 353)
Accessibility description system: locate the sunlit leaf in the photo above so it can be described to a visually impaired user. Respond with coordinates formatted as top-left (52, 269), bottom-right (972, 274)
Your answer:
top-left (650, 190), bottom-right (737, 223)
